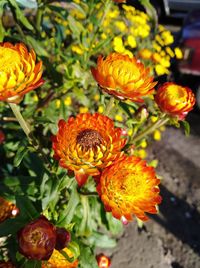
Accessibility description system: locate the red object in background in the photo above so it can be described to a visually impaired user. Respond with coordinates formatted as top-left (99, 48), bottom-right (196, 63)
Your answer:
top-left (179, 38), bottom-right (200, 75)
top-left (0, 130), bottom-right (5, 144)
top-left (96, 254), bottom-right (111, 268)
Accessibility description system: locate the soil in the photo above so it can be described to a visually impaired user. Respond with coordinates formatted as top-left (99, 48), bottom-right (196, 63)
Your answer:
top-left (109, 112), bottom-right (200, 268)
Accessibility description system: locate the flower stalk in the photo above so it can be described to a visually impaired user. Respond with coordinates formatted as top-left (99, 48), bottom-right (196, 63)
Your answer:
top-left (104, 97), bottom-right (115, 116)
top-left (130, 115), bottom-right (169, 144)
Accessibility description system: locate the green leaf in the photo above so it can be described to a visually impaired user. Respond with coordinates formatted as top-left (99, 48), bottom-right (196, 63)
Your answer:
top-left (26, 36), bottom-right (49, 57)
top-left (57, 182), bottom-right (80, 226)
top-left (68, 15), bottom-right (84, 40)
top-left (8, 0), bottom-right (34, 30)
top-left (79, 245), bottom-right (98, 268)
top-left (87, 232), bottom-right (117, 248)
top-left (14, 145), bottom-right (29, 167)
top-left (181, 120), bottom-right (190, 136)
top-left (66, 241), bottom-right (80, 262)
top-left (15, 195), bottom-right (40, 220)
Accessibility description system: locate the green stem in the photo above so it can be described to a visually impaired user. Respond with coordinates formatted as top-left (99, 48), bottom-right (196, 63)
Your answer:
top-left (9, 103), bottom-right (31, 137)
top-left (130, 116), bottom-right (169, 144)
top-left (86, 0), bottom-right (112, 60)
top-left (104, 97), bottom-right (115, 116)
top-left (9, 103), bottom-right (52, 170)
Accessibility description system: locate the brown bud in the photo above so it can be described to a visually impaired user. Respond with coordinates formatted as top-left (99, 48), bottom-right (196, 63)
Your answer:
top-left (55, 227), bottom-right (71, 250)
top-left (18, 215), bottom-right (56, 260)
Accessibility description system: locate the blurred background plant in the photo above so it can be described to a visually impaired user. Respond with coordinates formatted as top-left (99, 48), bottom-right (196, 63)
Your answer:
top-left (0, 0), bottom-right (189, 267)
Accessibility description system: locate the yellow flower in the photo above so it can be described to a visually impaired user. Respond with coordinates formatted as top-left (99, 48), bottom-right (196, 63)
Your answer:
top-left (138, 48), bottom-right (152, 60)
top-left (124, 49), bottom-right (133, 58)
top-left (101, 33), bottom-right (107, 40)
top-left (97, 156), bottom-right (162, 221)
top-left (166, 47), bottom-right (174, 58)
top-left (150, 115), bottom-right (158, 123)
top-left (127, 35), bottom-right (137, 48)
top-left (155, 82), bottom-right (196, 120)
top-left (153, 130), bottom-right (161, 141)
top-left (115, 21), bottom-right (126, 32)
top-left (79, 106), bottom-right (88, 113)
top-left (64, 96), bottom-right (72, 106)
top-left (135, 149), bottom-right (147, 159)
top-left (0, 42), bottom-right (43, 103)
top-left (56, 100), bottom-right (61, 108)
top-left (140, 139), bottom-right (147, 148)
top-left (161, 31), bottom-right (174, 45)
top-left (128, 128), bottom-right (133, 136)
top-left (115, 114), bottom-right (123, 122)
top-left (155, 64), bottom-right (169, 76)
top-left (52, 113), bottom-right (126, 186)
top-left (91, 53), bottom-right (157, 102)
top-left (113, 36), bottom-right (125, 53)
top-left (42, 248), bottom-right (78, 268)
top-left (94, 94), bottom-right (100, 101)
top-left (71, 45), bottom-right (84, 55)
top-left (174, 47), bottom-right (183, 59)
top-left (98, 105), bottom-right (104, 113)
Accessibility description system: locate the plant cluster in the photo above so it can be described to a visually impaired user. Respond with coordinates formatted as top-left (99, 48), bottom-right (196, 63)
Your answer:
top-left (0, 0), bottom-right (195, 267)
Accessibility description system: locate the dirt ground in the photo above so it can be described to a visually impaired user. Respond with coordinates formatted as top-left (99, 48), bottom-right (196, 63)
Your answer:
top-left (110, 112), bottom-right (200, 268)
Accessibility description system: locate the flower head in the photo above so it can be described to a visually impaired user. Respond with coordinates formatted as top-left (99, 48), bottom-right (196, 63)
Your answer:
top-left (96, 254), bottom-right (111, 268)
top-left (0, 261), bottom-right (15, 268)
top-left (91, 53), bottom-right (156, 102)
top-left (18, 215), bottom-right (56, 260)
top-left (0, 42), bottom-right (44, 103)
top-left (0, 197), bottom-right (18, 223)
top-left (42, 248), bottom-right (78, 268)
top-left (155, 82), bottom-right (195, 120)
top-left (97, 156), bottom-right (162, 221)
top-left (52, 113), bottom-right (126, 186)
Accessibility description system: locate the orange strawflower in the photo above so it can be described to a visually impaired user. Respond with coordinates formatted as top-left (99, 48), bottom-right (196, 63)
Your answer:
top-left (0, 197), bottom-right (18, 223)
top-left (42, 248), bottom-right (78, 268)
top-left (0, 42), bottom-right (44, 103)
top-left (155, 82), bottom-right (195, 120)
top-left (91, 53), bottom-right (156, 102)
top-left (52, 113), bottom-right (126, 186)
top-left (97, 156), bottom-right (162, 222)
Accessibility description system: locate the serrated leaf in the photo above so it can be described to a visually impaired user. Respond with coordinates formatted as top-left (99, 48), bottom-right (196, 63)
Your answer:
top-left (14, 145), bottom-right (29, 167)
top-left (8, 0), bottom-right (34, 30)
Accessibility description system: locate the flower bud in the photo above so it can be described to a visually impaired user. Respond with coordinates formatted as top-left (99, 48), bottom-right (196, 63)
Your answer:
top-left (135, 105), bottom-right (149, 122)
top-left (18, 215), bottom-right (56, 260)
top-left (55, 227), bottom-right (71, 250)
top-left (96, 254), bottom-right (111, 268)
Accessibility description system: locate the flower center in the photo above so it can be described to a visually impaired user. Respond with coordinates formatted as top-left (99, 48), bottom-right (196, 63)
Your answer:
top-left (28, 229), bottom-right (43, 246)
top-left (76, 129), bottom-right (103, 150)
top-left (0, 47), bottom-right (21, 72)
top-left (167, 85), bottom-right (186, 103)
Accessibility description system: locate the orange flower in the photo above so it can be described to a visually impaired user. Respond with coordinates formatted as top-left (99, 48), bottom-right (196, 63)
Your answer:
top-left (0, 42), bottom-right (44, 103)
top-left (42, 248), bottom-right (78, 268)
top-left (52, 113), bottom-right (126, 186)
top-left (155, 82), bottom-right (195, 120)
top-left (97, 156), bottom-right (162, 222)
top-left (0, 197), bottom-right (18, 223)
top-left (91, 53), bottom-right (156, 102)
